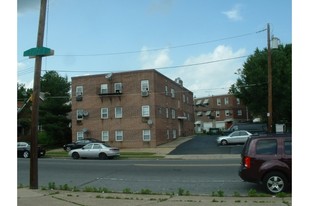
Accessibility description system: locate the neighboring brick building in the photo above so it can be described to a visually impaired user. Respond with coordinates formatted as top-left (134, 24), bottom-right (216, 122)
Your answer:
top-left (194, 94), bottom-right (249, 133)
top-left (71, 69), bottom-right (195, 148)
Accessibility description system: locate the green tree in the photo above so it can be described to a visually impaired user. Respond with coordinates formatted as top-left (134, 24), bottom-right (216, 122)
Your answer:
top-left (229, 44), bottom-right (291, 127)
top-left (39, 71), bottom-right (71, 146)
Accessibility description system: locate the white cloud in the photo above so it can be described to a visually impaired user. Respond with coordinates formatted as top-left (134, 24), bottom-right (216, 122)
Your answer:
top-left (162, 45), bottom-right (246, 98)
top-left (222, 4), bottom-right (243, 21)
top-left (140, 46), bottom-right (172, 69)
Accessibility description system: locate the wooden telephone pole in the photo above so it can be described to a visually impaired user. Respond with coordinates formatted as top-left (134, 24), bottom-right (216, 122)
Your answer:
top-left (23, 0), bottom-right (53, 189)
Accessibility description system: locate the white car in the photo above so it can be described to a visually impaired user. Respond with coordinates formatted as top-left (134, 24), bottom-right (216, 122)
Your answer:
top-left (68, 143), bottom-right (120, 160)
top-left (217, 130), bottom-right (252, 145)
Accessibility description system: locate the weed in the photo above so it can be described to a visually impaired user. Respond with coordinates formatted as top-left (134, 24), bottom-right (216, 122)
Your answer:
top-left (123, 188), bottom-right (132, 194)
top-left (140, 188), bottom-right (152, 194)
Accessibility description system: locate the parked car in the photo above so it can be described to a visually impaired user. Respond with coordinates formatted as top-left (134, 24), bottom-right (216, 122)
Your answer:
top-left (63, 138), bottom-right (104, 152)
top-left (216, 130), bottom-right (252, 145)
top-left (68, 143), bottom-right (120, 160)
top-left (238, 134), bottom-right (292, 194)
top-left (17, 142), bottom-right (46, 158)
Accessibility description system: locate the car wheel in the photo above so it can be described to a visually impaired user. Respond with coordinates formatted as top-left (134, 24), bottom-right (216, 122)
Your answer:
top-left (99, 153), bottom-right (108, 160)
top-left (263, 172), bottom-right (288, 194)
top-left (23, 151), bottom-right (30, 158)
top-left (221, 140), bottom-right (228, 145)
top-left (66, 147), bottom-right (72, 152)
top-left (72, 152), bottom-right (80, 159)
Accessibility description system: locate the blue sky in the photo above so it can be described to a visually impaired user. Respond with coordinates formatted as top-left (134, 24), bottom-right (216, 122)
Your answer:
top-left (16, 0), bottom-right (292, 98)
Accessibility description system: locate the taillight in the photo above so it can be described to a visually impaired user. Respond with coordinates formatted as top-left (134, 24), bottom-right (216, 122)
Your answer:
top-left (244, 156), bottom-right (251, 168)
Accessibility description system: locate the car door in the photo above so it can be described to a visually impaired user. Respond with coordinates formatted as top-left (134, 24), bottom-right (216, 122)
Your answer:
top-left (89, 143), bottom-right (103, 158)
top-left (238, 131), bottom-right (250, 143)
top-left (79, 143), bottom-right (93, 158)
top-left (229, 131), bottom-right (240, 143)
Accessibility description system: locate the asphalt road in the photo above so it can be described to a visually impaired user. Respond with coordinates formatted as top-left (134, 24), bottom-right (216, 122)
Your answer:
top-left (168, 134), bottom-right (244, 155)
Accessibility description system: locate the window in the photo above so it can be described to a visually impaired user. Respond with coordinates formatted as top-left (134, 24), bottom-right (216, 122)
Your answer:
top-left (236, 98), bottom-right (240, 105)
top-left (76, 86), bottom-right (83, 96)
top-left (256, 139), bottom-right (277, 155)
top-left (165, 86), bottom-right (168, 95)
top-left (115, 130), bottom-right (123, 141)
top-left (217, 98), bottom-right (221, 105)
top-left (183, 94), bottom-right (185, 103)
top-left (216, 111), bottom-right (220, 118)
top-left (142, 105), bottom-right (150, 117)
top-left (166, 108), bottom-right (169, 118)
top-left (167, 130), bottom-right (170, 139)
top-left (237, 110), bottom-right (243, 116)
top-left (143, 130), bottom-right (151, 141)
top-left (172, 130), bottom-right (176, 139)
top-left (141, 80), bottom-right (149, 91)
top-left (115, 107), bottom-right (122, 118)
top-left (171, 109), bottom-right (176, 119)
top-left (101, 108), bottom-right (108, 119)
top-left (93, 144), bottom-right (102, 149)
top-left (224, 97), bottom-right (229, 105)
top-left (225, 110), bottom-right (230, 116)
top-left (76, 109), bottom-right (84, 120)
top-left (197, 111), bottom-right (203, 116)
top-left (202, 99), bottom-right (209, 106)
top-left (284, 140), bottom-right (292, 155)
top-left (171, 88), bottom-right (175, 98)
top-left (114, 83), bottom-right (122, 93)
top-left (77, 131), bottom-right (84, 140)
top-left (101, 84), bottom-right (108, 94)
top-left (101, 131), bottom-right (109, 141)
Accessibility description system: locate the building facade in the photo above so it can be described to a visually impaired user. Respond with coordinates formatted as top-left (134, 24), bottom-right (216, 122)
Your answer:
top-left (194, 94), bottom-right (249, 133)
top-left (71, 69), bottom-right (195, 148)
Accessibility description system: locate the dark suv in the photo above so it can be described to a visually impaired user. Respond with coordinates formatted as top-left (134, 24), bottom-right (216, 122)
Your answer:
top-left (63, 138), bottom-right (104, 152)
top-left (238, 134), bottom-right (291, 194)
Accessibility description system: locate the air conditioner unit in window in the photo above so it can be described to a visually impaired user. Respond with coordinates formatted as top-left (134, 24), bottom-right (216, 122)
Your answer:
top-left (141, 90), bottom-right (149, 97)
top-left (76, 95), bottom-right (83, 101)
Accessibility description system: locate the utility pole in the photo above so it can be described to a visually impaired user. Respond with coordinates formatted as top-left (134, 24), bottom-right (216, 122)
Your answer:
top-left (267, 23), bottom-right (273, 133)
top-left (23, 0), bottom-right (53, 189)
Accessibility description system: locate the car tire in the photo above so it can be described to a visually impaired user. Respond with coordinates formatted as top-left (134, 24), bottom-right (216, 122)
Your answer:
top-left (263, 172), bottom-right (288, 194)
top-left (99, 153), bottom-right (108, 160)
top-left (221, 140), bottom-right (228, 145)
top-left (66, 147), bottom-right (72, 152)
top-left (72, 152), bottom-right (80, 159)
top-left (23, 151), bottom-right (30, 158)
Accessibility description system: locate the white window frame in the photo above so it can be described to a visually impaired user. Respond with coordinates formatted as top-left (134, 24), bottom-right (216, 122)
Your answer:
top-left (101, 108), bottom-right (108, 119)
top-left (216, 110), bottom-right (220, 118)
top-left (142, 105), bottom-right (150, 117)
top-left (101, 131), bottom-right (109, 142)
top-left (225, 110), bottom-right (230, 116)
top-left (172, 129), bottom-right (177, 139)
top-left (217, 98), bottom-right (221, 106)
top-left (166, 108), bottom-right (169, 118)
top-left (101, 84), bottom-right (108, 94)
top-left (224, 97), bottom-right (229, 105)
top-left (141, 80), bottom-right (149, 91)
top-left (76, 85), bottom-right (83, 96)
top-left (114, 82), bottom-right (122, 93)
top-left (171, 88), bottom-right (175, 98)
top-left (76, 109), bottom-right (84, 120)
top-left (237, 98), bottom-right (240, 105)
top-left (142, 130), bottom-right (151, 141)
top-left (237, 109), bottom-right (243, 116)
top-left (171, 109), bottom-right (176, 119)
top-left (115, 107), bottom-right (122, 118)
top-left (165, 86), bottom-right (168, 95)
top-left (77, 131), bottom-right (84, 140)
top-left (183, 94), bottom-right (186, 103)
top-left (115, 130), bottom-right (123, 141)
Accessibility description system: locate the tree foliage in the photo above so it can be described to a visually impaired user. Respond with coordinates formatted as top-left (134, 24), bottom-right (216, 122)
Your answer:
top-left (39, 71), bottom-right (72, 145)
top-left (229, 44), bottom-right (291, 125)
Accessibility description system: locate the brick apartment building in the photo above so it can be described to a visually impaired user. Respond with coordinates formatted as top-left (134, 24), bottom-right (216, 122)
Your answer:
top-left (71, 69), bottom-right (195, 148)
top-left (194, 94), bottom-right (249, 133)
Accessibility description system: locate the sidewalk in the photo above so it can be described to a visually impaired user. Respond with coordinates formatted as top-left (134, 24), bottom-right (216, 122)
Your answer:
top-left (18, 188), bottom-right (292, 206)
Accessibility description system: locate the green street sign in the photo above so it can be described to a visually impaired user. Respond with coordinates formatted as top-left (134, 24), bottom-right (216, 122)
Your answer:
top-left (23, 47), bottom-right (54, 58)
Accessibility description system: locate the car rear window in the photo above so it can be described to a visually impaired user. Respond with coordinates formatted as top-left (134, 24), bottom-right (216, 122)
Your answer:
top-left (256, 139), bottom-right (277, 155)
